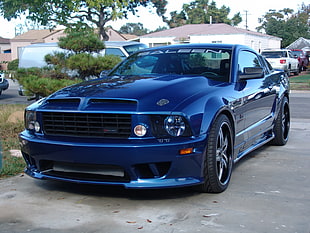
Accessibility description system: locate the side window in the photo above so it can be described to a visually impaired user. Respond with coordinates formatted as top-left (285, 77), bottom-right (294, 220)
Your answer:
top-left (288, 52), bottom-right (293, 58)
top-left (238, 51), bottom-right (262, 74)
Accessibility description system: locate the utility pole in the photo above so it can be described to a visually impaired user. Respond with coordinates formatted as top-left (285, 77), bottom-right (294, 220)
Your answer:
top-left (244, 10), bottom-right (250, 30)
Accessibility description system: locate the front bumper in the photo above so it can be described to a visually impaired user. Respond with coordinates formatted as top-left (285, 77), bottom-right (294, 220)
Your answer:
top-left (270, 64), bottom-right (288, 72)
top-left (19, 131), bottom-right (207, 189)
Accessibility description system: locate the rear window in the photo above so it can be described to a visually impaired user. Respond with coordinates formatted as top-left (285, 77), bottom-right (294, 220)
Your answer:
top-left (123, 44), bottom-right (148, 55)
top-left (261, 51), bottom-right (287, 58)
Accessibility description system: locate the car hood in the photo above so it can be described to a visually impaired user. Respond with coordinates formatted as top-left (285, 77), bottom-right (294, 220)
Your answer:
top-left (42, 75), bottom-right (223, 112)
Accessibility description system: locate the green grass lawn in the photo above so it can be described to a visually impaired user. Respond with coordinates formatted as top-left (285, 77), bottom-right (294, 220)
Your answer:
top-left (0, 104), bottom-right (27, 178)
top-left (290, 71), bottom-right (310, 90)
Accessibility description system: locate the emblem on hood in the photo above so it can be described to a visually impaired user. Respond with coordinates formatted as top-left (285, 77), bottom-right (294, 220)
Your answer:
top-left (157, 99), bottom-right (170, 106)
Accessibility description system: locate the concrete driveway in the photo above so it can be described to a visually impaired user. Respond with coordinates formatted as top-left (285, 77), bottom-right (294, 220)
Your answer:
top-left (0, 97), bottom-right (310, 233)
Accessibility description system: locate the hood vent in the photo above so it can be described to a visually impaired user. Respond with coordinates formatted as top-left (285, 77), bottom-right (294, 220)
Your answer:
top-left (86, 99), bottom-right (137, 111)
top-left (42, 98), bottom-right (81, 110)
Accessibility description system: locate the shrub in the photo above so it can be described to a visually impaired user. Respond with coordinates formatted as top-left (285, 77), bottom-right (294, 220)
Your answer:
top-left (7, 59), bottom-right (19, 71)
top-left (66, 54), bottom-right (121, 79)
top-left (15, 68), bottom-right (80, 97)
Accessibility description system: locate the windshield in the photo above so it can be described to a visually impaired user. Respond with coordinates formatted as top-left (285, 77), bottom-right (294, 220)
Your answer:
top-left (110, 48), bottom-right (231, 82)
top-left (291, 51), bottom-right (302, 57)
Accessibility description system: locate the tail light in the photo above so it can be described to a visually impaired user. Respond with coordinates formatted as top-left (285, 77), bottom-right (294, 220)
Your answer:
top-left (280, 59), bottom-right (286, 64)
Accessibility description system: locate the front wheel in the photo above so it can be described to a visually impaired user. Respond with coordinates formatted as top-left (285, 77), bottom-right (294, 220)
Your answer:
top-left (197, 115), bottom-right (234, 193)
top-left (271, 96), bottom-right (290, 146)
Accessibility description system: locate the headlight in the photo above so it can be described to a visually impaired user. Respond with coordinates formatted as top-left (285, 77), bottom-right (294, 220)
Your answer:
top-left (164, 116), bottom-right (186, 137)
top-left (25, 110), bottom-right (40, 132)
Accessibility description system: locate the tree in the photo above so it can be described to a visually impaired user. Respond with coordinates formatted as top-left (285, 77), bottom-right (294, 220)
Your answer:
top-left (0, 0), bottom-right (167, 40)
top-left (165, 0), bottom-right (242, 28)
top-left (257, 4), bottom-right (310, 47)
top-left (47, 28), bottom-right (121, 80)
top-left (14, 28), bottom-right (122, 98)
top-left (119, 23), bottom-right (148, 36)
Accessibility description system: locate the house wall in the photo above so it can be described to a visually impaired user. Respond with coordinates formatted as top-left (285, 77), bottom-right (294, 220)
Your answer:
top-left (140, 37), bottom-right (176, 47)
top-left (141, 34), bottom-right (281, 52)
top-left (0, 53), bottom-right (11, 70)
top-left (190, 34), bottom-right (245, 45)
top-left (267, 38), bottom-right (281, 49)
top-left (0, 43), bottom-right (11, 53)
top-left (10, 41), bottom-right (33, 60)
top-left (0, 42), bottom-right (11, 70)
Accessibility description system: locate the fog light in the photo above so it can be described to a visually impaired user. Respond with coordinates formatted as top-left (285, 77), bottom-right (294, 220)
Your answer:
top-left (34, 122), bottom-right (41, 132)
top-left (134, 124), bottom-right (147, 137)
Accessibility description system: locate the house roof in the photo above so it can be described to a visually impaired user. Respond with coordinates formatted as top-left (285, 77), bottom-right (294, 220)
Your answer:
top-left (141, 23), bottom-right (281, 41)
top-left (286, 37), bottom-right (310, 50)
top-left (11, 29), bottom-right (62, 42)
top-left (0, 36), bottom-right (10, 44)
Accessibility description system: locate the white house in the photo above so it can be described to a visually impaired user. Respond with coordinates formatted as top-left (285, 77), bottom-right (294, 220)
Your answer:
top-left (140, 23), bottom-right (281, 52)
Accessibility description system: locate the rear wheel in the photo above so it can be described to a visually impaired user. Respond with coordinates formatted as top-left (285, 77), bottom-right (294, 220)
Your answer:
top-left (197, 115), bottom-right (233, 193)
top-left (294, 65), bottom-right (300, 75)
top-left (272, 96), bottom-right (290, 146)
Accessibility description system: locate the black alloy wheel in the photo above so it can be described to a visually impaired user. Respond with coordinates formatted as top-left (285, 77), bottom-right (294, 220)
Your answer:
top-left (197, 114), bottom-right (234, 193)
top-left (272, 96), bottom-right (290, 146)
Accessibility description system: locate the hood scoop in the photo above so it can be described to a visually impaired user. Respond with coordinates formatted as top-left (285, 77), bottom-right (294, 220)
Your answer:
top-left (42, 98), bottom-right (81, 110)
top-left (85, 99), bottom-right (138, 111)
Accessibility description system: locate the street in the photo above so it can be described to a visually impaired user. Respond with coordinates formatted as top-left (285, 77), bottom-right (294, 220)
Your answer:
top-left (0, 79), bottom-right (35, 105)
top-left (0, 80), bottom-right (310, 233)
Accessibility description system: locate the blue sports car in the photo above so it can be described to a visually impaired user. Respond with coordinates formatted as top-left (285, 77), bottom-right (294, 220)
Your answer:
top-left (19, 44), bottom-right (290, 193)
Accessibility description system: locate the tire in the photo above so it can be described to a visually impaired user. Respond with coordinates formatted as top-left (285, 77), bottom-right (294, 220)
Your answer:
top-left (197, 115), bottom-right (234, 193)
top-left (271, 96), bottom-right (290, 146)
top-left (294, 66), bottom-right (300, 76)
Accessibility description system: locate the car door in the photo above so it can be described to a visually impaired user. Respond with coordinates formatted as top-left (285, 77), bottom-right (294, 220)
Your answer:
top-left (237, 50), bottom-right (278, 153)
top-left (288, 50), bottom-right (299, 71)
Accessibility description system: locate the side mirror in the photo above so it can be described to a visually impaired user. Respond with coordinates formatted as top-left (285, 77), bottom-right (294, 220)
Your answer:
top-left (239, 67), bottom-right (264, 80)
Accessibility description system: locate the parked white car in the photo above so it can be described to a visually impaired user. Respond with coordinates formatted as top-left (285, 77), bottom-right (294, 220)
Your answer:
top-left (18, 42), bottom-right (148, 68)
top-left (261, 49), bottom-right (299, 76)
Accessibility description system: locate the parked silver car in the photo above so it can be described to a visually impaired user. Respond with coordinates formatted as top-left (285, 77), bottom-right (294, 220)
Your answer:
top-left (261, 49), bottom-right (299, 76)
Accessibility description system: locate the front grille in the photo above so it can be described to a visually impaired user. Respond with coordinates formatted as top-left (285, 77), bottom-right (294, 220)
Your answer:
top-left (42, 112), bottom-right (132, 138)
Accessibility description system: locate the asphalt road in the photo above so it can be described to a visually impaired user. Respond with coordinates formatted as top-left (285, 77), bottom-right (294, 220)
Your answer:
top-left (0, 80), bottom-right (310, 233)
top-left (0, 79), bottom-right (35, 105)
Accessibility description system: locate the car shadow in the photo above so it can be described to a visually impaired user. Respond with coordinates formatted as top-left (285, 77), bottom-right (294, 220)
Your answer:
top-left (33, 178), bottom-right (199, 200)
top-left (232, 144), bottom-right (269, 171)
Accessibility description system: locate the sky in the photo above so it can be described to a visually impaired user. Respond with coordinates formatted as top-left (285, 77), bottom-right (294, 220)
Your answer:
top-left (0, 0), bottom-right (309, 38)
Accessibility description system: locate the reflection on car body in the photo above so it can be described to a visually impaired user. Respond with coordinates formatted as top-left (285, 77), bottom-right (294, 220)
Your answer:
top-left (19, 44), bottom-right (290, 193)
top-left (261, 49), bottom-right (299, 76)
